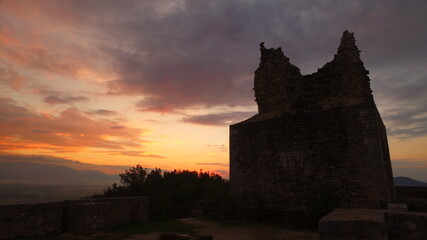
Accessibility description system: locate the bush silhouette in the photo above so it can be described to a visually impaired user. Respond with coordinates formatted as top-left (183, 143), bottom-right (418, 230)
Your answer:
top-left (101, 166), bottom-right (228, 220)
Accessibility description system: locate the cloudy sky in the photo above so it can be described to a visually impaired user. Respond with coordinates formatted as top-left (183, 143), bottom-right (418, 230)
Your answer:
top-left (1, 0), bottom-right (426, 181)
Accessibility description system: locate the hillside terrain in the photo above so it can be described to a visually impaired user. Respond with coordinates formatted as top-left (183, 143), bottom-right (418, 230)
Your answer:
top-left (394, 176), bottom-right (427, 186)
top-left (0, 162), bottom-right (119, 205)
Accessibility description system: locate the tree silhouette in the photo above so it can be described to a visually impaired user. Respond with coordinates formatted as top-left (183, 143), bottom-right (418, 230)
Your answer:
top-left (101, 166), bottom-right (228, 220)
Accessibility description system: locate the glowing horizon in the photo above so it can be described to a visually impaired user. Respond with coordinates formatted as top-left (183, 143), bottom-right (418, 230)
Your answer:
top-left (1, 1), bottom-right (426, 181)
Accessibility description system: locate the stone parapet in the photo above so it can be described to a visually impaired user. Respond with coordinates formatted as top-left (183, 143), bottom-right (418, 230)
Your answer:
top-left (0, 196), bottom-right (148, 239)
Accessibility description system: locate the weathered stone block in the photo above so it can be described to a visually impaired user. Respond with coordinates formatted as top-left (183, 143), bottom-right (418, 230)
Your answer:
top-left (0, 201), bottom-right (64, 240)
top-left (319, 209), bottom-right (427, 240)
top-left (319, 209), bottom-right (388, 240)
top-left (66, 202), bottom-right (111, 233)
top-left (0, 196), bottom-right (148, 239)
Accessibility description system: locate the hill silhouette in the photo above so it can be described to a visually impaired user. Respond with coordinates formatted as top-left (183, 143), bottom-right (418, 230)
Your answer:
top-left (394, 176), bottom-right (427, 187)
top-left (0, 161), bottom-right (118, 185)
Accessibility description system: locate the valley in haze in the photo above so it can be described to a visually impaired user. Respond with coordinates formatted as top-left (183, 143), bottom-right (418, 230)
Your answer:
top-left (0, 162), bottom-right (119, 205)
top-left (2, 160), bottom-right (426, 206)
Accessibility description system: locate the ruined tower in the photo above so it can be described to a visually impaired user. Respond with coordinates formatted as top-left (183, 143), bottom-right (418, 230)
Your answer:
top-left (229, 31), bottom-right (395, 208)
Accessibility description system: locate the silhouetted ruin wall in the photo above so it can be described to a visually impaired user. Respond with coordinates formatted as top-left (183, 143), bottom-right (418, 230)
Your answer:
top-left (319, 209), bottom-right (427, 240)
top-left (0, 197), bottom-right (148, 240)
top-left (230, 31), bottom-right (395, 208)
top-left (231, 103), bottom-right (394, 207)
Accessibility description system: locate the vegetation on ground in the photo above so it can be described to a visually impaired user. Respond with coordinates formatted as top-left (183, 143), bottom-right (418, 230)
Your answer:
top-left (96, 165), bottom-right (345, 226)
top-left (97, 165), bottom-right (228, 220)
top-left (98, 165), bottom-right (427, 231)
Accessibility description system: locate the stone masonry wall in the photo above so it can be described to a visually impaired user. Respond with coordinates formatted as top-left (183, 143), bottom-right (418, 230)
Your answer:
top-left (319, 209), bottom-right (427, 240)
top-left (0, 197), bottom-right (148, 240)
top-left (230, 102), bottom-right (394, 207)
top-left (230, 31), bottom-right (395, 208)
top-left (66, 197), bottom-right (148, 233)
top-left (0, 201), bottom-right (64, 240)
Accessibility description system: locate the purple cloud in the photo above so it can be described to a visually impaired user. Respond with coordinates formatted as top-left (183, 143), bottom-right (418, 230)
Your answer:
top-left (90, 109), bottom-right (118, 116)
top-left (197, 163), bottom-right (229, 167)
top-left (30, 129), bottom-right (51, 134)
top-left (1, 0), bottom-right (427, 138)
top-left (110, 125), bottom-right (126, 130)
top-left (44, 96), bottom-right (89, 105)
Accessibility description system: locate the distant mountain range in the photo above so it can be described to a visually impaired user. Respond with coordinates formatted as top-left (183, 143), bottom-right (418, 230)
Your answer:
top-left (0, 161), bottom-right (119, 186)
top-left (1, 161), bottom-right (425, 188)
top-left (394, 176), bottom-right (427, 187)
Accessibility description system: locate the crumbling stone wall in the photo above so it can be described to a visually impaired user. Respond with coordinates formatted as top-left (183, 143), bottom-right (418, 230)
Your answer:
top-left (254, 31), bottom-right (372, 115)
top-left (230, 31), bottom-right (395, 208)
top-left (65, 197), bottom-right (148, 233)
top-left (0, 197), bottom-right (148, 240)
top-left (0, 201), bottom-right (64, 239)
top-left (319, 209), bottom-right (427, 240)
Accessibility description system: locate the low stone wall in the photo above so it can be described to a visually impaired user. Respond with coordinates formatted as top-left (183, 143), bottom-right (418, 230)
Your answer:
top-left (0, 201), bottom-right (64, 240)
top-left (0, 197), bottom-right (148, 240)
top-left (319, 209), bottom-right (427, 240)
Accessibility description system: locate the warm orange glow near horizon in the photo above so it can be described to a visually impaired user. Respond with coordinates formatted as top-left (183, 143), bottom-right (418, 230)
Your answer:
top-left (0, 95), bottom-right (231, 177)
top-left (1, 1), bottom-right (426, 182)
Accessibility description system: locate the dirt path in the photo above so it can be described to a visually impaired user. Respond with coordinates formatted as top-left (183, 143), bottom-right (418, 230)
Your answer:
top-left (126, 218), bottom-right (319, 240)
top-left (49, 218), bottom-right (318, 240)
top-left (182, 218), bottom-right (318, 240)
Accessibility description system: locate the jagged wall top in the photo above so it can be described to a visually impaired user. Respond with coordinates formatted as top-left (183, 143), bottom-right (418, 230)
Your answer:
top-left (254, 31), bottom-right (373, 115)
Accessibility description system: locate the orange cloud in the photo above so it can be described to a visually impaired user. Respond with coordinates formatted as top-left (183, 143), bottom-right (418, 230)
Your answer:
top-left (0, 67), bottom-right (26, 90)
top-left (0, 98), bottom-right (147, 152)
top-left (0, 42), bottom-right (80, 77)
top-left (96, 150), bottom-right (165, 158)
top-left (0, 9), bottom-right (112, 84)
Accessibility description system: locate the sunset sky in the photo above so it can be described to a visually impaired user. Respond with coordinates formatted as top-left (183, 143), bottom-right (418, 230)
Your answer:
top-left (1, 0), bottom-right (426, 181)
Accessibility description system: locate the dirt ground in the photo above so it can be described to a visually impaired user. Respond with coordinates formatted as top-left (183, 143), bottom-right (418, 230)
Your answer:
top-left (38, 218), bottom-right (318, 240)
top-left (125, 218), bottom-right (319, 240)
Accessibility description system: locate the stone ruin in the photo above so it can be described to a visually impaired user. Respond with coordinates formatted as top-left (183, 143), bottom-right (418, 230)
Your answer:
top-left (0, 197), bottom-right (148, 239)
top-left (229, 31), bottom-right (395, 208)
